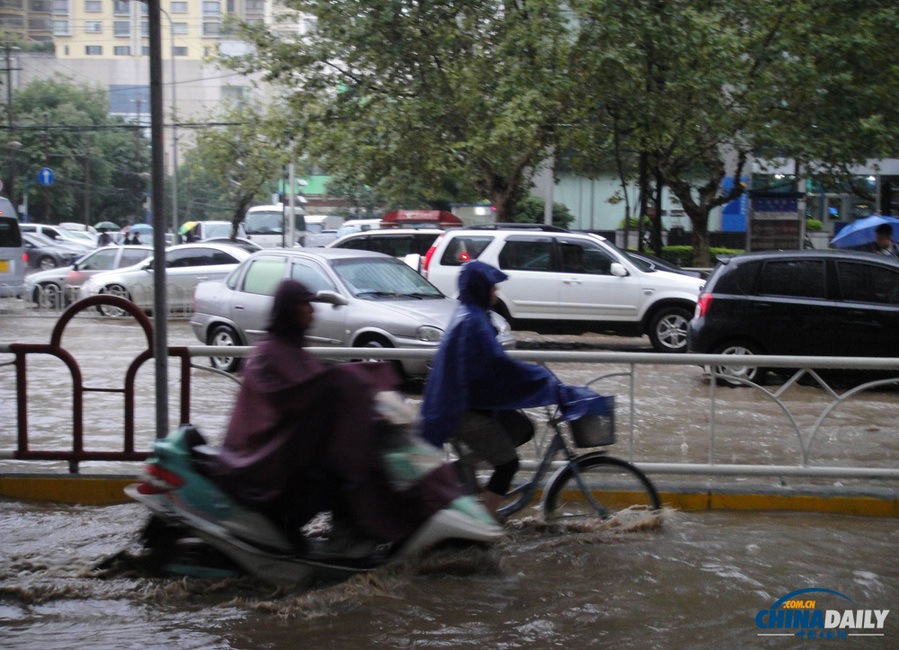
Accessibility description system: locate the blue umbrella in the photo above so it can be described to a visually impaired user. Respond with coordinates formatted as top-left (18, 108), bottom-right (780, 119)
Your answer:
top-left (830, 215), bottom-right (899, 249)
top-left (128, 223), bottom-right (154, 235)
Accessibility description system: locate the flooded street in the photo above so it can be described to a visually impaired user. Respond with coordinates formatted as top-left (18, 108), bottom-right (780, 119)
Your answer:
top-left (1, 304), bottom-right (897, 647)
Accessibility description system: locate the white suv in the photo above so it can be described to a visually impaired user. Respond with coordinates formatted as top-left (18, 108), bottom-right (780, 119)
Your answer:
top-left (422, 225), bottom-right (705, 352)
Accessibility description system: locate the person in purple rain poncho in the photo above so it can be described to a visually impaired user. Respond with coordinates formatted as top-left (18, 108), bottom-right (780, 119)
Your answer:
top-left (211, 279), bottom-right (461, 556)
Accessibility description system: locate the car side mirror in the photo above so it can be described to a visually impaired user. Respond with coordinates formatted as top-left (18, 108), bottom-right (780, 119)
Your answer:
top-left (143, 260), bottom-right (154, 271)
top-left (313, 290), bottom-right (348, 306)
top-left (610, 262), bottom-right (628, 277)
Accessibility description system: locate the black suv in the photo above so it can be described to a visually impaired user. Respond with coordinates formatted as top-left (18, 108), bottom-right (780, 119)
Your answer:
top-left (688, 250), bottom-right (899, 382)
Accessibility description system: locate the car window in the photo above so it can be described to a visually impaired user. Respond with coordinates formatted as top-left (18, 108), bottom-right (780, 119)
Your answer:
top-left (81, 249), bottom-right (119, 270)
top-left (241, 256), bottom-right (287, 295)
top-left (332, 257), bottom-right (442, 298)
top-left (168, 248), bottom-right (239, 267)
top-left (837, 261), bottom-right (899, 305)
top-left (559, 240), bottom-right (614, 275)
top-left (712, 260), bottom-right (760, 294)
top-left (757, 260), bottom-right (825, 299)
top-left (498, 238), bottom-right (553, 272)
top-left (118, 248), bottom-right (152, 267)
top-left (290, 260), bottom-right (336, 293)
top-left (439, 235), bottom-right (494, 266)
top-left (0, 217), bottom-right (22, 247)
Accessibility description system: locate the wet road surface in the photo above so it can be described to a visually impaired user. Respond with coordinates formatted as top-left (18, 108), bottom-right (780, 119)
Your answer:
top-left (1, 304), bottom-right (897, 648)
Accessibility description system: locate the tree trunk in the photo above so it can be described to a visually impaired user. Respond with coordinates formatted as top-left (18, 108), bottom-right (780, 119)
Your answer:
top-left (688, 208), bottom-right (712, 267)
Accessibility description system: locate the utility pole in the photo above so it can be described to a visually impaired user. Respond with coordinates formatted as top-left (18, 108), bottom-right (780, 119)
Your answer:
top-left (4, 43), bottom-right (17, 208)
top-left (83, 136), bottom-right (92, 227)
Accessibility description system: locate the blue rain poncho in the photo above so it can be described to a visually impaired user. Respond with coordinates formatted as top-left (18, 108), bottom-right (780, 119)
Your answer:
top-left (420, 261), bottom-right (607, 447)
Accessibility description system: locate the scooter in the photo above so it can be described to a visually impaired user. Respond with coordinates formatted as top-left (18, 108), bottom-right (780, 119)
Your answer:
top-left (126, 417), bottom-right (503, 586)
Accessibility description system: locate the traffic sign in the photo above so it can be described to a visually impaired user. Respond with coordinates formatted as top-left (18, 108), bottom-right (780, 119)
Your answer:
top-left (38, 168), bottom-right (55, 186)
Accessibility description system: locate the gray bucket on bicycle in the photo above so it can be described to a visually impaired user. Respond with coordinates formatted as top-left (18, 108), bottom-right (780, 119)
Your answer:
top-left (569, 395), bottom-right (615, 447)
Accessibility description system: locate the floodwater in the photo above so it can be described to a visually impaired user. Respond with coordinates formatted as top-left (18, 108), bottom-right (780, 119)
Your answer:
top-left (1, 303), bottom-right (898, 648)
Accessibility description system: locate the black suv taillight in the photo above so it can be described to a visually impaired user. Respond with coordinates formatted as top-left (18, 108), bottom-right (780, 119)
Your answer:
top-left (696, 293), bottom-right (713, 318)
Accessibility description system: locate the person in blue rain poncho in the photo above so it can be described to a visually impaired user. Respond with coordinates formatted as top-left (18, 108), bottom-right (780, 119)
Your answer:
top-left (421, 260), bottom-right (605, 518)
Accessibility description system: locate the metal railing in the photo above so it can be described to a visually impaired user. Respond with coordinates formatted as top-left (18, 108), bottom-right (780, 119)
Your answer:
top-left (2, 302), bottom-right (899, 486)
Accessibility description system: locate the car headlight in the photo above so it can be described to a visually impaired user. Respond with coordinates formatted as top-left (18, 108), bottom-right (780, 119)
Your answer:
top-left (416, 325), bottom-right (444, 342)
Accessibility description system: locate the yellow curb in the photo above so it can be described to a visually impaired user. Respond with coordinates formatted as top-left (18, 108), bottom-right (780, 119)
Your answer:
top-left (0, 476), bottom-right (135, 505)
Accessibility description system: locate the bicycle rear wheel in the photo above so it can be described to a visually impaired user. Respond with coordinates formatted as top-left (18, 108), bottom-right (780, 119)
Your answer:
top-left (542, 454), bottom-right (660, 521)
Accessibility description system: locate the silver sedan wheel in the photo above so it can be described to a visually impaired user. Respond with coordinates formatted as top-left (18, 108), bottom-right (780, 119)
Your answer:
top-left (209, 326), bottom-right (240, 372)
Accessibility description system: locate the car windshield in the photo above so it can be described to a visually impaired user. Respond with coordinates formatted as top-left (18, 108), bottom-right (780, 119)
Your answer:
top-left (622, 251), bottom-right (655, 272)
top-left (331, 257), bottom-right (444, 299)
top-left (27, 232), bottom-right (56, 246)
top-left (244, 210), bottom-right (283, 235)
top-left (203, 223), bottom-right (232, 239)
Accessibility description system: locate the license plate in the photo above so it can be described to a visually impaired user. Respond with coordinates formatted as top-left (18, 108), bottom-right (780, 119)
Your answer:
top-left (0, 260), bottom-right (9, 273)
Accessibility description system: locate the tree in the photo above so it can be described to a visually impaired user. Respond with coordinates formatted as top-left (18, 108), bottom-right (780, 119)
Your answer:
top-left (185, 102), bottom-right (292, 236)
top-left (2, 78), bottom-right (150, 224)
top-left (567, 0), bottom-right (899, 265)
top-left (223, 0), bottom-right (575, 221)
top-left (512, 195), bottom-right (574, 229)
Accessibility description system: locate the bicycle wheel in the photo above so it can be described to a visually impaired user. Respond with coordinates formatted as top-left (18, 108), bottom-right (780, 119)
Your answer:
top-left (542, 454), bottom-right (660, 521)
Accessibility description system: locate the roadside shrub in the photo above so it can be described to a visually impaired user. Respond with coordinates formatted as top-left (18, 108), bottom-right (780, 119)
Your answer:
top-left (806, 219), bottom-right (823, 232)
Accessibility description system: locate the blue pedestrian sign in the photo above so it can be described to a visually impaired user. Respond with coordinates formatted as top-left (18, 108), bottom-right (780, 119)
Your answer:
top-left (38, 168), bottom-right (55, 186)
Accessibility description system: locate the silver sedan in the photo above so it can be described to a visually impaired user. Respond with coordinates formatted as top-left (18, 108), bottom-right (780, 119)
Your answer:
top-left (80, 243), bottom-right (251, 317)
top-left (190, 247), bottom-right (514, 377)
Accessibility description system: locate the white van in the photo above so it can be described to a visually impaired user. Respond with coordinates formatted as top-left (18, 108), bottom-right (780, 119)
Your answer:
top-left (302, 215), bottom-right (345, 247)
top-left (0, 198), bottom-right (26, 298)
top-left (243, 204), bottom-right (307, 248)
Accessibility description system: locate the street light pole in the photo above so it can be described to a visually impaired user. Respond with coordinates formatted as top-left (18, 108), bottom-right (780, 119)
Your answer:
top-left (160, 7), bottom-right (179, 243)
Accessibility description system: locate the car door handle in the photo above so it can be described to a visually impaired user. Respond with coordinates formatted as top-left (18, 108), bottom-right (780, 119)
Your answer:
top-left (562, 277), bottom-right (582, 285)
top-left (234, 304), bottom-right (245, 311)
top-left (196, 276), bottom-right (209, 281)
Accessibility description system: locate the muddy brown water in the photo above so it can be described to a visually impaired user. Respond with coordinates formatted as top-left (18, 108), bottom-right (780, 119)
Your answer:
top-left (1, 305), bottom-right (897, 648)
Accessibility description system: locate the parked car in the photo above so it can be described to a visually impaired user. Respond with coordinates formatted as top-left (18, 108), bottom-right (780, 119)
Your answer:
top-left (422, 225), bottom-right (705, 352)
top-left (19, 224), bottom-right (96, 250)
top-left (0, 200), bottom-right (25, 298)
top-left (190, 247), bottom-right (514, 376)
top-left (80, 243), bottom-right (251, 317)
top-left (327, 227), bottom-right (444, 272)
top-left (181, 220), bottom-right (247, 242)
top-left (203, 237), bottom-right (264, 253)
top-left (623, 250), bottom-right (705, 278)
top-left (22, 232), bottom-right (87, 270)
top-left (687, 250), bottom-right (899, 384)
top-left (25, 245), bottom-right (153, 307)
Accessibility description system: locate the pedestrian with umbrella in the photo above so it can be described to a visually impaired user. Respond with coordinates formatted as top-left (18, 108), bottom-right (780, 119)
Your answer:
top-left (830, 215), bottom-right (899, 251)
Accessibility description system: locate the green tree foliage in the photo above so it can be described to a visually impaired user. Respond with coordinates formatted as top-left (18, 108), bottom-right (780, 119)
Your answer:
top-left (3, 78), bottom-right (150, 225)
top-left (512, 195), bottom-right (574, 228)
top-left (567, 0), bottom-right (899, 265)
top-left (223, 0), bottom-right (574, 221)
top-left (181, 102), bottom-right (291, 235)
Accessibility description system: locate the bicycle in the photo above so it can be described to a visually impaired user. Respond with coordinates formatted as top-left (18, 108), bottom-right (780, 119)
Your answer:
top-left (454, 385), bottom-right (661, 521)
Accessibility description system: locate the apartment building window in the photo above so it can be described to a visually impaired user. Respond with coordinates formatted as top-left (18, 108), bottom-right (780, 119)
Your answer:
top-left (85, 45), bottom-right (102, 55)
top-left (114, 20), bottom-right (129, 36)
top-left (31, 0), bottom-right (52, 11)
top-left (52, 19), bottom-right (70, 35)
top-left (0, 0), bottom-right (24, 9)
top-left (246, 0), bottom-right (264, 11)
top-left (141, 45), bottom-right (150, 56)
top-left (172, 46), bottom-right (187, 57)
top-left (113, 0), bottom-right (128, 14)
top-left (84, 21), bottom-right (102, 33)
top-left (202, 21), bottom-right (220, 36)
top-left (53, 0), bottom-right (67, 12)
top-left (170, 1), bottom-right (187, 12)
top-left (114, 45), bottom-right (131, 55)
top-left (140, 20), bottom-right (148, 36)
top-left (85, 1), bottom-right (101, 12)
top-left (202, 1), bottom-right (219, 16)
top-left (29, 18), bottom-right (51, 30)
top-left (0, 16), bottom-right (20, 29)
top-left (172, 21), bottom-right (187, 35)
